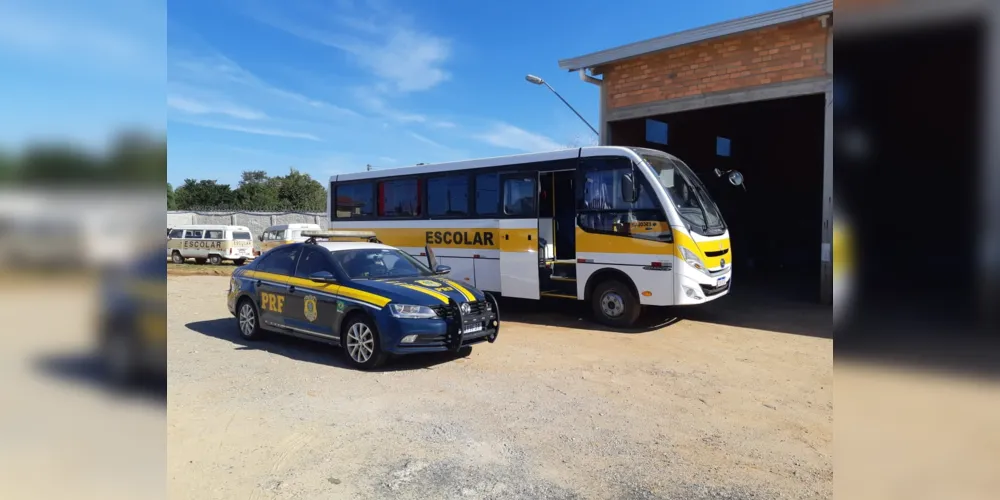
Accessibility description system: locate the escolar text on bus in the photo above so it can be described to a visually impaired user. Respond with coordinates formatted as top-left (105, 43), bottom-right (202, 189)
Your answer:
top-left (425, 230), bottom-right (496, 247)
top-left (181, 240), bottom-right (224, 249)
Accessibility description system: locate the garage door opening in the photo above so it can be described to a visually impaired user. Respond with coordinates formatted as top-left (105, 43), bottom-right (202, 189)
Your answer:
top-left (609, 93), bottom-right (826, 303)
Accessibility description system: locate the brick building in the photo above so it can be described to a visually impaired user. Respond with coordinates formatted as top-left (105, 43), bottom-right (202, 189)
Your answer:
top-left (559, 0), bottom-right (834, 304)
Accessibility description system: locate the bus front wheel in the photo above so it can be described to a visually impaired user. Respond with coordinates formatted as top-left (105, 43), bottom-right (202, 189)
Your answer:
top-left (591, 280), bottom-right (641, 328)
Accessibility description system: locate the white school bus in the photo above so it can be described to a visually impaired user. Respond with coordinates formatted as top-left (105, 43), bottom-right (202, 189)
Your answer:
top-left (328, 146), bottom-right (740, 327)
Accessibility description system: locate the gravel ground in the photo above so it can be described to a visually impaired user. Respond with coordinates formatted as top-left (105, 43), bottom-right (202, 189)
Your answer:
top-left (168, 275), bottom-right (832, 500)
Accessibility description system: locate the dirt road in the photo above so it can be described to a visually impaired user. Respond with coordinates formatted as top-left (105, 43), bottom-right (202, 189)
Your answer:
top-left (168, 275), bottom-right (832, 499)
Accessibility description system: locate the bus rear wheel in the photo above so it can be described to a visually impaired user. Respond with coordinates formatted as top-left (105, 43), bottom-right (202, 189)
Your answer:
top-left (591, 280), bottom-right (641, 328)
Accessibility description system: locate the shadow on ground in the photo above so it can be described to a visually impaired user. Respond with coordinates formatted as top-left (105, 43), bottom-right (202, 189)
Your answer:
top-left (665, 271), bottom-right (833, 339)
top-left (186, 318), bottom-right (472, 372)
top-left (34, 352), bottom-right (167, 403)
top-left (494, 280), bottom-right (830, 339)
top-left (494, 296), bottom-right (681, 334)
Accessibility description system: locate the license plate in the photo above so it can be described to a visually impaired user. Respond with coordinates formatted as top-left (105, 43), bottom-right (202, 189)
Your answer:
top-left (717, 277), bottom-right (728, 287)
top-left (462, 324), bottom-right (483, 334)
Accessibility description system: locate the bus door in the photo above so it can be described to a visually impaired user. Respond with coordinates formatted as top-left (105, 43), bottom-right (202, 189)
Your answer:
top-left (498, 172), bottom-right (540, 300)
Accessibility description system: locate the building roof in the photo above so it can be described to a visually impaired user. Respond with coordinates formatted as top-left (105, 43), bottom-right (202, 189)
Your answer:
top-left (558, 0), bottom-right (832, 72)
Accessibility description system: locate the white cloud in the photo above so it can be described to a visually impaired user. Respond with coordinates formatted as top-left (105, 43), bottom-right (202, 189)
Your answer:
top-left (377, 156), bottom-right (397, 163)
top-left (245, 3), bottom-right (451, 93)
top-left (168, 95), bottom-right (266, 120)
top-left (169, 50), bottom-right (359, 117)
top-left (0, 2), bottom-right (161, 80)
top-left (474, 123), bottom-right (563, 153)
top-left (354, 90), bottom-right (426, 123)
top-left (431, 121), bottom-right (456, 129)
top-left (176, 119), bottom-right (322, 141)
top-left (407, 131), bottom-right (447, 149)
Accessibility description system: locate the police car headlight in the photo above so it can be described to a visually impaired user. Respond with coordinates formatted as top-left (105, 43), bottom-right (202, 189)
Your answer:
top-left (389, 304), bottom-right (438, 319)
top-left (679, 246), bottom-right (711, 276)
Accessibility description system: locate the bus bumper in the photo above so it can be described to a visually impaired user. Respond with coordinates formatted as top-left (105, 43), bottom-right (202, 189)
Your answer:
top-left (676, 268), bottom-right (732, 305)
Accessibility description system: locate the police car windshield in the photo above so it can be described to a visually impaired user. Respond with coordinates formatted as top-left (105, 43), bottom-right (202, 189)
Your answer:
top-left (332, 248), bottom-right (434, 280)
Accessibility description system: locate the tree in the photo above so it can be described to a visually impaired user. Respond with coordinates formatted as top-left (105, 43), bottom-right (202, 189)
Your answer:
top-left (272, 167), bottom-right (326, 212)
top-left (167, 182), bottom-right (177, 210)
top-left (233, 170), bottom-right (280, 210)
top-left (173, 179), bottom-right (235, 210)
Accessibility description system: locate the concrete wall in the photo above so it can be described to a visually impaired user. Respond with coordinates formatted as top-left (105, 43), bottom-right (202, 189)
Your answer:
top-left (167, 211), bottom-right (328, 239)
top-left (600, 18), bottom-right (830, 109)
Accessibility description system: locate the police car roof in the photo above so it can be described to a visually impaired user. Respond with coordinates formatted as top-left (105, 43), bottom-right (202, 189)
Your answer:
top-left (314, 241), bottom-right (395, 252)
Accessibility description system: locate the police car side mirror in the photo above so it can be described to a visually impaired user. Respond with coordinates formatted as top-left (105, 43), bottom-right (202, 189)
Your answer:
top-left (433, 265), bottom-right (451, 275)
top-left (308, 270), bottom-right (337, 283)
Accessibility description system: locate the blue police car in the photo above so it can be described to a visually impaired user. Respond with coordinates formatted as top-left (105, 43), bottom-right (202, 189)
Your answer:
top-left (226, 231), bottom-right (500, 369)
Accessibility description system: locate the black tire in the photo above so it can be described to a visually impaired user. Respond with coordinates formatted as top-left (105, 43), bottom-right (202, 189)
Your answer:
top-left (234, 258), bottom-right (247, 266)
top-left (208, 254), bottom-right (222, 265)
top-left (171, 251), bottom-right (184, 264)
top-left (100, 332), bottom-right (141, 388)
top-left (236, 297), bottom-right (264, 340)
top-left (341, 314), bottom-right (386, 370)
top-left (591, 279), bottom-right (642, 328)
top-left (194, 258), bottom-right (207, 265)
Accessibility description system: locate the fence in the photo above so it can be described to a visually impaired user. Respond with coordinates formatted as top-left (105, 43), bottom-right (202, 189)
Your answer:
top-left (167, 210), bottom-right (329, 239)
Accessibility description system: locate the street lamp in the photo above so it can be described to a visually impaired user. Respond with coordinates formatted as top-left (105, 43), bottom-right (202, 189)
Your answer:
top-left (525, 74), bottom-right (599, 137)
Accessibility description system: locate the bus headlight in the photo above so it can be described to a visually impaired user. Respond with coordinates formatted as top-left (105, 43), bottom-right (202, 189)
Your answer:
top-left (389, 304), bottom-right (438, 319)
top-left (679, 247), bottom-right (710, 276)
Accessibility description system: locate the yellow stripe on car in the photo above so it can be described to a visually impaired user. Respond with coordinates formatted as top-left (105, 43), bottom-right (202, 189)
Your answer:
top-left (386, 282), bottom-right (450, 304)
top-left (443, 279), bottom-right (476, 301)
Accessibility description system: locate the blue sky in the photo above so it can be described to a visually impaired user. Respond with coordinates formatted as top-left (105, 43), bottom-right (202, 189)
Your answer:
top-left (1, 0), bottom-right (805, 186)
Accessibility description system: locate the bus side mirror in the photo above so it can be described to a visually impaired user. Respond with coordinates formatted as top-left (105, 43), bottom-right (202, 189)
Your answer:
top-left (621, 172), bottom-right (638, 203)
top-left (424, 245), bottom-right (438, 270)
top-left (727, 170), bottom-right (744, 187)
top-left (258, 235), bottom-right (264, 242)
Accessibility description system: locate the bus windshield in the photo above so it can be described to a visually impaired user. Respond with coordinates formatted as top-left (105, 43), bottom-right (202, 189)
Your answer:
top-left (637, 151), bottom-right (727, 236)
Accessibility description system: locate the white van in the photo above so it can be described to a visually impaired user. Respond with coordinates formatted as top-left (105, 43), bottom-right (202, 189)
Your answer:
top-left (257, 223), bottom-right (322, 255)
top-left (168, 225), bottom-right (255, 265)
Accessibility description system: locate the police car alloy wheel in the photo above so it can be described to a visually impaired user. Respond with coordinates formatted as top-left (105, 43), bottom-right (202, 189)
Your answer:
top-left (342, 316), bottom-right (386, 370)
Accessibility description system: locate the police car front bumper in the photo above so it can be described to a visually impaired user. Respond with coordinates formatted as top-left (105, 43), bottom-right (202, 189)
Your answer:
top-left (380, 296), bottom-right (500, 355)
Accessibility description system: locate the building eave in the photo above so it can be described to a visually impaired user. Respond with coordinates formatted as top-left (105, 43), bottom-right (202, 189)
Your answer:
top-left (557, 0), bottom-right (833, 72)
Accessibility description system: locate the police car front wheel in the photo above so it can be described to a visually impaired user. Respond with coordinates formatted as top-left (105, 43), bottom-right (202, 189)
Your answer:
top-left (342, 316), bottom-right (386, 370)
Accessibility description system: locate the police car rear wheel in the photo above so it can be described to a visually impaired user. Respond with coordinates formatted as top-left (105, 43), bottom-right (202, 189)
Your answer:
top-left (237, 299), bottom-right (263, 340)
top-left (101, 333), bottom-right (139, 386)
top-left (171, 251), bottom-right (184, 264)
top-left (343, 316), bottom-right (386, 370)
top-left (208, 254), bottom-right (222, 265)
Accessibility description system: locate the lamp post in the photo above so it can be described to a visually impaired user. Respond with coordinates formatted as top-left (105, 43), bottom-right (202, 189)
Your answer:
top-left (525, 74), bottom-right (599, 137)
